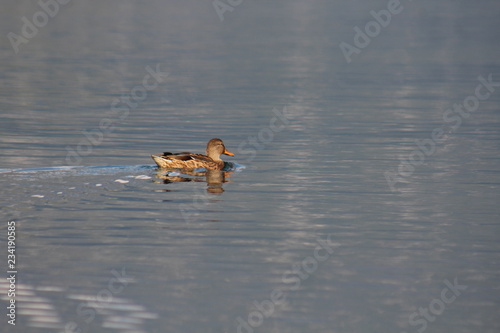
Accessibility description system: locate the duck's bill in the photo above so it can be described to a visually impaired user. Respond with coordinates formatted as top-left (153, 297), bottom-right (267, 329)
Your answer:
top-left (223, 149), bottom-right (235, 156)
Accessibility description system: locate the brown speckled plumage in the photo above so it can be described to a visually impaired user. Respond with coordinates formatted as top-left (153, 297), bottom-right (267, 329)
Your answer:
top-left (151, 138), bottom-right (234, 170)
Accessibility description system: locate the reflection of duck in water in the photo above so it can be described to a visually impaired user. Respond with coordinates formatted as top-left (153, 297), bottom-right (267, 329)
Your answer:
top-left (151, 138), bottom-right (234, 170)
top-left (155, 169), bottom-right (231, 193)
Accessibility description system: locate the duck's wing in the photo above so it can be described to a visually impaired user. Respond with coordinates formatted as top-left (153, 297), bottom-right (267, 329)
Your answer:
top-left (162, 152), bottom-right (213, 163)
top-left (162, 151), bottom-right (191, 156)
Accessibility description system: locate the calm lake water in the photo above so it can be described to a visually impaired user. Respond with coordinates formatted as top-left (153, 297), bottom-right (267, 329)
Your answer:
top-left (1, 1), bottom-right (500, 332)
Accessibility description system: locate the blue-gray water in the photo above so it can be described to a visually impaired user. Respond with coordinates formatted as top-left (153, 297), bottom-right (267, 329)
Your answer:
top-left (1, 1), bottom-right (500, 332)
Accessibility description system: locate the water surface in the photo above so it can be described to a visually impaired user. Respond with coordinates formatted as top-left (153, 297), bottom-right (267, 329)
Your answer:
top-left (1, 1), bottom-right (500, 332)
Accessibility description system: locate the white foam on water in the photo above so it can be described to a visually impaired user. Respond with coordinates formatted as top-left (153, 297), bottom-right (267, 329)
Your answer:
top-left (134, 175), bottom-right (152, 179)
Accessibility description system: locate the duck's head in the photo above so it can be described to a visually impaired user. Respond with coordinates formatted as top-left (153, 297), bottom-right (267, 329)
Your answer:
top-left (206, 138), bottom-right (234, 160)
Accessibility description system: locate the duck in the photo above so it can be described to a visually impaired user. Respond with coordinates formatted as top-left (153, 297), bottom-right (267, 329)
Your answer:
top-left (151, 138), bottom-right (235, 170)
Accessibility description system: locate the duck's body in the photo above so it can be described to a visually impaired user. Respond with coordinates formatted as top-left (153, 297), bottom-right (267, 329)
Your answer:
top-left (151, 138), bottom-right (234, 170)
top-left (151, 152), bottom-right (226, 170)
